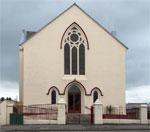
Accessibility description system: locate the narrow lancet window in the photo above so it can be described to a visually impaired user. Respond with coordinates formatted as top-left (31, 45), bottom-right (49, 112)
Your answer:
top-left (51, 90), bottom-right (56, 104)
top-left (64, 44), bottom-right (70, 74)
top-left (72, 47), bottom-right (77, 74)
top-left (93, 91), bottom-right (98, 103)
top-left (79, 44), bottom-right (85, 75)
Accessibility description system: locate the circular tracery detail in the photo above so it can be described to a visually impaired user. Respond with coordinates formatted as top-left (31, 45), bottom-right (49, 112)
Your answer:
top-left (70, 34), bottom-right (78, 42)
top-left (64, 25), bottom-right (85, 48)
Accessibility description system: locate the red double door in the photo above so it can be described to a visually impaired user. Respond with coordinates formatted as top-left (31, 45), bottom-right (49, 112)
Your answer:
top-left (68, 92), bottom-right (81, 113)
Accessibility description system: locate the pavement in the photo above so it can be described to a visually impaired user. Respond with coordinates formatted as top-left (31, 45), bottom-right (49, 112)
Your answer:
top-left (0, 124), bottom-right (150, 132)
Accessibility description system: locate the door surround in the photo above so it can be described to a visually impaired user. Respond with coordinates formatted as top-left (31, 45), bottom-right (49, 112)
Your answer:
top-left (64, 80), bottom-right (85, 114)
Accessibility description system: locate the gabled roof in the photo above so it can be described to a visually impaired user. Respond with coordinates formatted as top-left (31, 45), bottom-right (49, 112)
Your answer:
top-left (20, 3), bottom-right (128, 49)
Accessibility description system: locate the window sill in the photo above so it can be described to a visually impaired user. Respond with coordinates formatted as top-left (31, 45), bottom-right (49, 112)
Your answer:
top-left (63, 75), bottom-right (87, 80)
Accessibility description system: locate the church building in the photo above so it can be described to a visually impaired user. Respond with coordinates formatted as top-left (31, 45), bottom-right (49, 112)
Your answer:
top-left (19, 4), bottom-right (128, 114)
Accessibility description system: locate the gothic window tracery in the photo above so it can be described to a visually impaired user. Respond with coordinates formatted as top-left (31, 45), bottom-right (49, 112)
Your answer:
top-left (63, 23), bottom-right (87, 75)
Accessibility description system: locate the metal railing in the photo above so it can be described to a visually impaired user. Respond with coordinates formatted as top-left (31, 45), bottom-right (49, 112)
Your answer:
top-left (126, 107), bottom-right (140, 119)
top-left (102, 106), bottom-right (140, 119)
top-left (102, 106), bottom-right (128, 119)
top-left (66, 113), bottom-right (91, 124)
top-left (103, 106), bottom-right (125, 115)
top-left (13, 104), bottom-right (58, 120)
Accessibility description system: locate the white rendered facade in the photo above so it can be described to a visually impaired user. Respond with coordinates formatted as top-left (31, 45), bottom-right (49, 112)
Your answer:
top-left (19, 4), bottom-right (127, 114)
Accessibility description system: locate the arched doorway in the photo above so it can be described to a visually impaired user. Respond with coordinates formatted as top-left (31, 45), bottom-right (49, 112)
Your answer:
top-left (68, 85), bottom-right (81, 113)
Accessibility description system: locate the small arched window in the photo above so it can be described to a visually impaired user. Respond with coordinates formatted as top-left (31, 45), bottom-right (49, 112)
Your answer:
top-left (79, 44), bottom-right (85, 75)
top-left (93, 91), bottom-right (98, 103)
top-left (72, 47), bottom-right (77, 75)
top-left (64, 43), bottom-right (70, 74)
top-left (51, 90), bottom-right (56, 104)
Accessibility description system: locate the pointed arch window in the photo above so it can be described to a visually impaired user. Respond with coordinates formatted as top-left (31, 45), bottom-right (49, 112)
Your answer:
top-left (72, 47), bottom-right (77, 74)
top-left (51, 90), bottom-right (56, 104)
top-left (93, 91), bottom-right (98, 103)
top-left (79, 44), bottom-right (85, 75)
top-left (64, 44), bottom-right (70, 74)
top-left (63, 23), bottom-right (88, 75)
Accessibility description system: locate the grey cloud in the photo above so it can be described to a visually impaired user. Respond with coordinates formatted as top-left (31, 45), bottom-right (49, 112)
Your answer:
top-left (81, 0), bottom-right (150, 89)
top-left (0, 0), bottom-right (149, 94)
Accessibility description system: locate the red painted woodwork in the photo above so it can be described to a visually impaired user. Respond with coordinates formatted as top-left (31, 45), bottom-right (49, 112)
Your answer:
top-left (68, 92), bottom-right (81, 113)
top-left (91, 106), bottom-right (94, 124)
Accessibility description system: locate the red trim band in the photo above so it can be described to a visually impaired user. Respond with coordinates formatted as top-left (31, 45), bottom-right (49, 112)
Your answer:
top-left (90, 87), bottom-right (104, 96)
top-left (47, 80), bottom-right (103, 96)
top-left (46, 86), bottom-right (63, 95)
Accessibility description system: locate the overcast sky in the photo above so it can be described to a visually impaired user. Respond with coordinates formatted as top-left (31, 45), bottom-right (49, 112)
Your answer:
top-left (0, 0), bottom-right (149, 103)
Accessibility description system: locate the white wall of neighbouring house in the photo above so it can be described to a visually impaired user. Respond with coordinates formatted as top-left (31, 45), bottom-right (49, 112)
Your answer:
top-left (19, 5), bottom-right (127, 114)
top-left (0, 101), bottom-right (7, 125)
top-left (0, 101), bottom-right (15, 125)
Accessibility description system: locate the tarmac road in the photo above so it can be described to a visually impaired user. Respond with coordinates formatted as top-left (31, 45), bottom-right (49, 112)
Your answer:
top-left (40, 131), bottom-right (149, 132)
top-left (0, 124), bottom-right (150, 132)
top-left (1, 130), bottom-right (150, 132)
